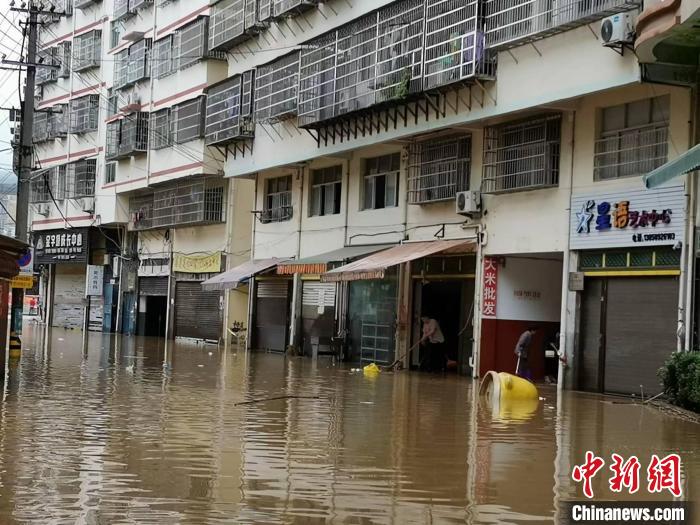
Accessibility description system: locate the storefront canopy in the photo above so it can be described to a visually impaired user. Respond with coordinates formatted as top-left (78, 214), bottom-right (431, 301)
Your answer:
top-left (276, 244), bottom-right (394, 275)
top-left (321, 239), bottom-right (476, 282)
top-left (201, 258), bottom-right (284, 291)
top-left (0, 234), bottom-right (28, 280)
top-left (643, 143), bottom-right (700, 189)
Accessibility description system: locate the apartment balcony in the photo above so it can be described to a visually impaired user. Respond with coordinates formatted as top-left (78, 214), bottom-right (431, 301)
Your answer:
top-left (128, 178), bottom-right (226, 231)
top-left (483, 0), bottom-right (640, 51)
top-left (205, 71), bottom-right (255, 146)
top-left (271, 0), bottom-right (319, 19)
top-left (295, 0), bottom-right (495, 130)
top-left (106, 113), bottom-right (149, 161)
top-left (209, 0), bottom-right (268, 52)
top-left (255, 52), bottom-right (300, 123)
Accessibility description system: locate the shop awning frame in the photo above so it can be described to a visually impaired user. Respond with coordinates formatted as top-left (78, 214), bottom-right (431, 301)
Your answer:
top-left (201, 258), bottom-right (286, 291)
top-left (321, 239), bottom-right (476, 282)
top-left (643, 143), bottom-right (700, 189)
top-left (276, 244), bottom-right (394, 275)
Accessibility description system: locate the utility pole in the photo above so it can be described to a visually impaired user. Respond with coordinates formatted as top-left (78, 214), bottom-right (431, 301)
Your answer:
top-left (9, 1), bottom-right (39, 356)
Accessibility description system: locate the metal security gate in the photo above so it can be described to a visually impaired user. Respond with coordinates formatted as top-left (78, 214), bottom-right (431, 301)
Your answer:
top-left (175, 281), bottom-right (222, 341)
top-left (254, 280), bottom-right (290, 352)
top-left (301, 281), bottom-right (336, 356)
top-left (139, 277), bottom-right (168, 296)
top-left (579, 277), bottom-right (678, 396)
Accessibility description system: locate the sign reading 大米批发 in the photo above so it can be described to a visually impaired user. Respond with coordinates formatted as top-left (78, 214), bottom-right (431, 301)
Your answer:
top-left (570, 185), bottom-right (685, 250)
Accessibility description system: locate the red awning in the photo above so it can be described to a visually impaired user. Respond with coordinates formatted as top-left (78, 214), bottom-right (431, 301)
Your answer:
top-left (321, 239), bottom-right (476, 282)
top-left (201, 258), bottom-right (285, 291)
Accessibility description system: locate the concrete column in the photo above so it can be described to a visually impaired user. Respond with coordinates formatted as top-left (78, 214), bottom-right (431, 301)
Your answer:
top-left (288, 273), bottom-right (302, 352)
top-left (560, 251), bottom-right (580, 390)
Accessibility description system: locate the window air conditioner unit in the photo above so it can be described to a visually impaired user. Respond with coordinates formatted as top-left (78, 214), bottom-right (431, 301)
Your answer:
top-left (81, 197), bottom-right (95, 213)
top-left (36, 203), bottom-right (50, 216)
top-left (456, 191), bottom-right (481, 216)
top-left (601, 13), bottom-right (634, 47)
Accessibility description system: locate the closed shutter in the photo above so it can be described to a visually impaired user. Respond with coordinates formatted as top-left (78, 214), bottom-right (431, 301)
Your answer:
top-left (604, 277), bottom-right (678, 396)
top-left (139, 277), bottom-right (168, 296)
top-left (175, 281), bottom-right (222, 341)
top-left (254, 280), bottom-right (289, 352)
top-left (301, 281), bottom-right (336, 355)
top-left (579, 278), bottom-right (603, 392)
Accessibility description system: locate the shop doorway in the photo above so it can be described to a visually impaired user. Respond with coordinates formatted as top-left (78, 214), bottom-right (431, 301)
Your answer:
top-left (143, 296), bottom-right (167, 337)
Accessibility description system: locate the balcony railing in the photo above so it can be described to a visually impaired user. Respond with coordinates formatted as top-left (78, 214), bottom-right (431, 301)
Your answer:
top-left (205, 70), bottom-right (255, 146)
top-left (106, 113), bottom-right (149, 160)
top-left (209, 0), bottom-right (267, 52)
top-left (255, 52), bottom-right (300, 123)
top-left (594, 125), bottom-right (668, 181)
top-left (408, 135), bottom-right (471, 204)
top-left (483, 0), bottom-right (640, 50)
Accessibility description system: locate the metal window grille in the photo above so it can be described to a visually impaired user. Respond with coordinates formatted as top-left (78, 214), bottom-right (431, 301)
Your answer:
top-left (273, 0), bottom-right (319, 18)
top-left (205, 70), bottom-right (255, 145)
top-left (335, 14), bottom-right (378, 118)
top-left (131, 0), bottom-right (153, 10)
top-left (408, 135), bottom-right (470, 203)
top-left (52, 165), bottom-right (68, 200)
top-left (110, 21), bottom-right (122, 49)
top-left (175, 17), bottom-right (209, 70)
top-left (309, 165), bottom-right (342, 216)
top-left (298, 32), bottom-right (337, 126)
top-left (204, 186), bottom-right (225, 222)
top-left (482, 114), bottom-right (561, 194)
top-left (171, 97), bottom-right (204, 144)
top-left (150, 109), bottom-right (171, 149)
top-left (147, 178), bottom-right (226, 229)
top-left (258, 0), bottom-right (273, 21)
top-left (37, 47), bottom-right (58, 85)
top-left (107, 89), bottom-right (120, 117)
top-left (106, 121), bottom-right (121, 159)
top-left (67, 159), bottom-right (97, 198)
top-left (74, 30), bottom-right (101, 71)
top-left (69, 95), bottom-right (100, 134)
top-left (152, 36), bottom-right (173, 79)
top-left (363, 153), bottom-right (400, 210)
top-left (105, 162), bottom-right (117, 184)
top-left (41, 0), bottom-right (72, 22)
top-left (594, 96), bottom-right (670, 180)
top-left (130, 193), bottom-right (154, 230)
top-left (48, 104), bottom-right (68, 139)
top-left (209, 0), bottom-right (264, 52)
top-left (113, 49), bottom-right (129, 89)
top-left (33, 111), bottom-right (49, 143)
top-left (31, 171), bottom-right (51, 203)
top-left (58, 42), bottom-right (71, 78)
top-left (114, 0), bottom-right (135, 21)
top-left (75, 0), bottom-right (99, 9)
top-left (127, 39), bottom-right (151, 84)
top-left (120, 112), bottom-right (149, 157)
top-left (255, 51), bottom-right (299, 122)
top-left (262, 175), bottom-right (293, 223)
top-left (483, 0), bottom-right (640, 50)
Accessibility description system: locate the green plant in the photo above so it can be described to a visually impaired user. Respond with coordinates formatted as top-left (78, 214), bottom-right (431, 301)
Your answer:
top-left (658, 351), bottom-right (700, 412)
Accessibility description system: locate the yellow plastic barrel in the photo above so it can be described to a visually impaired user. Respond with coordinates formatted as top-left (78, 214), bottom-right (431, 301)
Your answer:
top-left (479, 371), bottom-right (539, 421)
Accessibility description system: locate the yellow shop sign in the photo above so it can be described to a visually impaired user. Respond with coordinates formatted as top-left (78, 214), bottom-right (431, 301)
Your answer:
top-left (173, 253), bottom-right (222, 274)
top-left (10, 274), bottom-right (35, 289)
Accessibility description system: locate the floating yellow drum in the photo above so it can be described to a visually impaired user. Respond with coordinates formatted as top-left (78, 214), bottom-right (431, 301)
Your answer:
top-left (479, 371), bottom-right (539, 421)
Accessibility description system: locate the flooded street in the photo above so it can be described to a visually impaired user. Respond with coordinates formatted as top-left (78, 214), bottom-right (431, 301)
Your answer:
top-left (0, 326), bottom-right (698, 524)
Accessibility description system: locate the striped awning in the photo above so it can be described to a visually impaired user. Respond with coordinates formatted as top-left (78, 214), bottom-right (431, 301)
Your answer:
top-left (201, 258), bottom-right (284, 291)
top-left (643, 143), bottom-right (700, 189)
top-left (276, 244), bottom-right (393, 275)
top-left (321, 239), bottom-right (476, 282)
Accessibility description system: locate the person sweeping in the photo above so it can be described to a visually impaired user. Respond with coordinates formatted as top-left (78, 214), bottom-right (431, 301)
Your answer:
top-left (514, 327), bottom-right (537, 380)
top-left (420, 316), bottom-right (446, 373)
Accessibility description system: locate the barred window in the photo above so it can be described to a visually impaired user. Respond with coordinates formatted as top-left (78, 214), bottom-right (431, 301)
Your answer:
top-left (309, 165), bottom-right (342, 216)
top-left (74, 30), bottom-right (101, 71)
top-left (58, 41), bottom-right (71, 78)
top-left (594, 96), bottom-right (670, 181)
top-left (204, 72), bottom-right (258, 145)
top-left (69, 95), bottom-right (100, 134)
top-left (31, 172), bottom-right (51, 203)
top-left (37, 47), bottom-right (58, 85)
top-left (127, 39), bottom-right (151, 84)
top-left (113, 0), bottom-right (133, 20)
top-left (150, 109), bottom-right (171, 149)
top-left (120, 112), bottom-right (149, 156)
top-left (33, 111), bottom-right (49, 143)
top-left (408, 136), bottom-right (470, 203)
top-left (52, 165), bottom-right (67, 200)
top-left (482, 115), bottom-right (561, 194)
top-left (175, 17), bottom-right (209, 70)
top-left (105, 162), bottom-right (117, 184)
top-left (262, 175), bottom-right (293, 223)
top-left (68, 159), bottom-right (97, 198)
top-left (106, 120), bottom-right (121, 159)
top-left (114, 49), bottom-right (129, 89)
top-left (107, 88), bottom-right (119, 117)
top-left (48, 105), bottom-right (68, 139)
top-left (152, 36), bottom-right (173, 79)
top-left (363, 153), bottom-right (400, 210)
top-left (172, 97), bottom-right (204, 143)
top-left (110, 21), bottom-right (122, 49)
top-left (255, 51), bottom-right (299, 122)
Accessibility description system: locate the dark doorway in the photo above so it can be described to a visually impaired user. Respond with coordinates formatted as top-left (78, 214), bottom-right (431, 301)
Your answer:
top-left (417, 281), bottom-right (464, 371)
top-left (144, 296), bottom-right (167, 337)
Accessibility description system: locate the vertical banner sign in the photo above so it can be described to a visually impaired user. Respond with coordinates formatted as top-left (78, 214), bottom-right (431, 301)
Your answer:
top-left (86, 265), bottom-right (104, 297)
top-left (482, 257), bottom-right (498, 318)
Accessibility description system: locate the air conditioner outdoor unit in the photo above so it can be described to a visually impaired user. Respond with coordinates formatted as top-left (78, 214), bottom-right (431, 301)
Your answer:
top-left (81, 197), bottom-right (95, 213)
top-left (601, 13), bottom-right (634, 47)
top-left (455, 190), bottom-right (481, 216)
top-left (120, 93), bottom-right (141, 113)
top-left (36, 203), bottom-right (50, 216)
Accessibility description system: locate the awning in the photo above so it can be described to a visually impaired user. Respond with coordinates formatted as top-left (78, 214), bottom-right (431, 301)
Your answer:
top-left (0, 234), bottom-right (28, 281)
top-left (643, 143), bottom-right (700, 189)
top-left (276, 244), bottom-right (394, 275)
top-left (201, 258), bottom-right (284, 291)
top-left (321, 239), bottom-right (476, 282)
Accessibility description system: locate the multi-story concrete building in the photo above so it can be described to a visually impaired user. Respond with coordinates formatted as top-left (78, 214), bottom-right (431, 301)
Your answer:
top-left (28, 0), bottom-right (253, 338)
top-left (25, 0), bottom-right (700, 395)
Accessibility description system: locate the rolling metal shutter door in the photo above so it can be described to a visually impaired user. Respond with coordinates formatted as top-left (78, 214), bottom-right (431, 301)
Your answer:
top-left (604, 277), bottom-right (678, 396)
top-left (255, 281), bottom-right (289, 352)
top-left (139, 277), bottom-right (168, 296)
top-left (579, 279), bottom-right (602, 392)
top-left (301, 282), bottom-right (336, 354)
top-left (175, 281), bottom-right (222, 341)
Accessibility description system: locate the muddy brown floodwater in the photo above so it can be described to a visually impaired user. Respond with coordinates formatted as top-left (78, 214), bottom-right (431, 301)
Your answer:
top-left (0, 325), bottom-right (698, 524)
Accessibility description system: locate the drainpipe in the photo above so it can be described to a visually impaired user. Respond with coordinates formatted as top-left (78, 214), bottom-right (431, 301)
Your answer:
top-left (471, 223), bottom-right (484, 379)
top-left (246, 174), bottom-right (258, 351)
top-left (683, 86), bottom-right (699, 352)
top-left (164, 231), bottom-right (174, 340)
top-left (145, 1), bottom-right (158, 187)
top-left (289, 167), bottom-right (304, 351)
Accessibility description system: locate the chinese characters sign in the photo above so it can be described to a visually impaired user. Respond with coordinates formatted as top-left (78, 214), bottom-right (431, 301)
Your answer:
top-left (85, 265), bottom-right (104, 297)
top-left (482, 257), bottom-right (498, 318)
top-left (570, 186), bottom-right (684, 250)
top-left (572, 451), bottom-right (682, 499)
top-left (34, 228), bottom-right (89, 264)
top-left (173, 252), bottom-right (222, 274)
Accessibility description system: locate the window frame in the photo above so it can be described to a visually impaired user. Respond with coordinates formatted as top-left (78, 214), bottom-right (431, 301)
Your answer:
top-left (69, 94), bottom-right (100, 134)
top-left (74, 30), bottom-right (102, 72)
top-left (309, 165), bottom-right (342, 217)
top-left (150, 108), bottom-right (171, 149)
top-left (362, 153), bottom-right (401, 211)
top-left (171, 97), bottom-right (205, 144)
top-left (262, 175), bottom-right (293, 223)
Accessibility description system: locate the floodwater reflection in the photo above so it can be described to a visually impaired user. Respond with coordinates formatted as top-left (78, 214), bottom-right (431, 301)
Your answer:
top-left (0, 325), bottom-right (697, 524)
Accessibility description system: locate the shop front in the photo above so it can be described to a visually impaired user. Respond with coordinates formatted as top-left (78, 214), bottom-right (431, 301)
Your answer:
top-left (570, 184), bottom-right (685, 396)
top-left (137, 256), bottom-right (169, 338)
